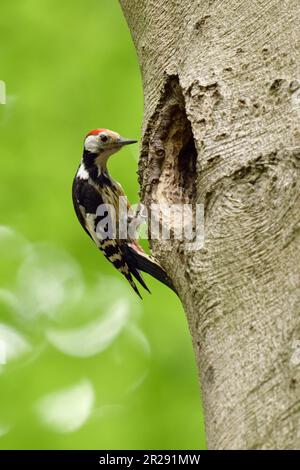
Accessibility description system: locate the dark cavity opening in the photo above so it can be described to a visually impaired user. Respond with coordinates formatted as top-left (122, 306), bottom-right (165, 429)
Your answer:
top-left (147, 75), bottom-right (197, 204)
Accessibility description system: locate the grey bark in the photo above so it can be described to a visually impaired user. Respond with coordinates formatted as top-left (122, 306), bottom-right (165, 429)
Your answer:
top-left (120, 0), bottom-right (300, 449)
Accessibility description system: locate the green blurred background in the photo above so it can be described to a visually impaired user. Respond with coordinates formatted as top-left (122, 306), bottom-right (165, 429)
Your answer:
top-left (0, 0), bottom-right (205, 449)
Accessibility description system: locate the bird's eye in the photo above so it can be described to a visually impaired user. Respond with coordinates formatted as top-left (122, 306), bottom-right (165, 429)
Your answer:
top-left (100, 135), bottom-right (108, 142)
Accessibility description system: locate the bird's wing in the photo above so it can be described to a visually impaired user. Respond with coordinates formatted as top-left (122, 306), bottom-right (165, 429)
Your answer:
top-left (72, 177), bottom-right (93, 239)
top-left (72, 177), bottom-right (143, 298)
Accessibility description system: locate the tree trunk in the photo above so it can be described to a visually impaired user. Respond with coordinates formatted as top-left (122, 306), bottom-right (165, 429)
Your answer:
top-left (119, 0), bottom-right (300, 450)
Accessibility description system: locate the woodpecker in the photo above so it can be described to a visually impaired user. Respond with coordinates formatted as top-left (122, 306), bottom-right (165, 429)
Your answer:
top-left (72, 128), bottom-right (176, 298)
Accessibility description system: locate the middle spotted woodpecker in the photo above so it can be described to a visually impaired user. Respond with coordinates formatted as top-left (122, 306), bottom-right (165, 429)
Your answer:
top-left (72, 128), bottom-right (176, 298)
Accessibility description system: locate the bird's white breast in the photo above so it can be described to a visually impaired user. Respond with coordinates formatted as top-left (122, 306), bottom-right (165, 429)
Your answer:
top-left (77, 162), bottom-right (89, 180)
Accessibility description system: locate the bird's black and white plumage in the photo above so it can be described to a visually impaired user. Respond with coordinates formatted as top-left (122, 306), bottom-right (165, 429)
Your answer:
top-left (72, 128), bottom-right (176, 298)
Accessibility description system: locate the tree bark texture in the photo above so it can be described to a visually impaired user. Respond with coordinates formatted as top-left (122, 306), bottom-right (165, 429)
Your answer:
top-left (120, 0), bottom-right (300, 449)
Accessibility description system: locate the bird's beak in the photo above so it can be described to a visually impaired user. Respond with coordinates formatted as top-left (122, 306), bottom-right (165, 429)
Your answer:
top-left (119, 137), bottom-right (138, 146)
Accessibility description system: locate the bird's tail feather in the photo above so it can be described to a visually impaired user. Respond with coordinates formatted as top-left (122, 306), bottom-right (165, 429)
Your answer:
top-left (124, 244), bottom-right (177, 295)
top-left (125, 271), bottom-right (142, 299)
top-left (130, 266), bottom-right (151, 294)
